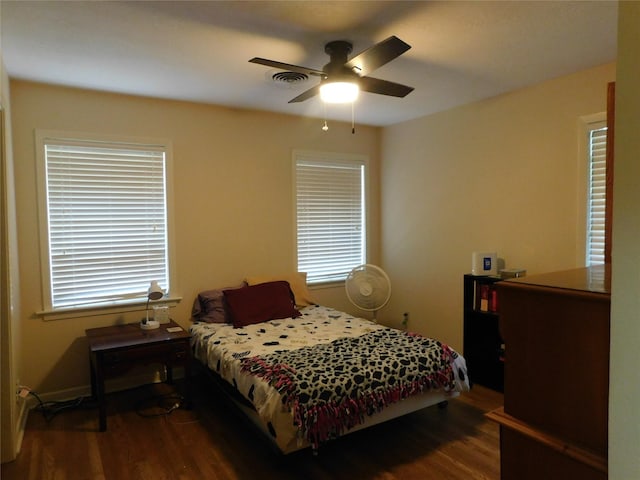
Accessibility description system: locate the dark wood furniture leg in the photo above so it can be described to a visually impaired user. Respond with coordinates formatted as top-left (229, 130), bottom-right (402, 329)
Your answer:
top-left (92, 352), bottom-right (107, 432)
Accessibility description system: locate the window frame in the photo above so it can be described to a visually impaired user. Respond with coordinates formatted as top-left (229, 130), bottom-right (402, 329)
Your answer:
top-left (293, 150), bottom-right (369, 286)
top-left (577, 114), bottom-right (607, 267)
top-left (35, 130), bottom-right (180, 320)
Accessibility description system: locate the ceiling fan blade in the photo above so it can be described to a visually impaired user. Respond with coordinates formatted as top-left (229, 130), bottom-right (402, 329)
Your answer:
top-left (288, 84), bottom-right (321, 103)
top-left (358, 76), bottom-right (414, 98)
top-left (249, 57), bottom-right (325, 77)
top-left (345, 36), bottom-right (411, 77)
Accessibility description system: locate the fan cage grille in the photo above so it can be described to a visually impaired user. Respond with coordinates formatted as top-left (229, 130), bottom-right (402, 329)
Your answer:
top-left (345, 265), bottom-right (391, 312)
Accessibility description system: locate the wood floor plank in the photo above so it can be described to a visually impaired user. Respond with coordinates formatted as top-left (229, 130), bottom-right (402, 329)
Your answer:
top-left (1, 376), bottom-right (502, 480)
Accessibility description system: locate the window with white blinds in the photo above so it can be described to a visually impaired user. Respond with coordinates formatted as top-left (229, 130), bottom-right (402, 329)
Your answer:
top-left (37, 133), bottom-right (171, 311)
top-left (294, 151), bottom-right (367, 284)
top-left (586, 126), bottom-right (608, 266)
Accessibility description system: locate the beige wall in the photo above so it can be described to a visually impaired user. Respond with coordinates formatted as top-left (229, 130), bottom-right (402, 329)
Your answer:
top-left (10, 80), bottom-right (380, 395)
top-left (609, 2), bottom-right (640, 478)
top-left (380, 62), bottom-right (616, 350)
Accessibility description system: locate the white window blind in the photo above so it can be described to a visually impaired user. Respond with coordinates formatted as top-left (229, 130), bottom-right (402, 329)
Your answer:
top-left (295, 152), bottom-right (366, 284)
top-left (41, 138), bottom-right (170, 309)
top-left (586, 126), bottom-right (608, 266)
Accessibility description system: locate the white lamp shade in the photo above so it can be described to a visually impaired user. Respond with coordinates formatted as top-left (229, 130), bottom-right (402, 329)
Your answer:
top-left (147, 280), bottom-right (163, 300)
top-left (319, 81), bottom-right (359, 103)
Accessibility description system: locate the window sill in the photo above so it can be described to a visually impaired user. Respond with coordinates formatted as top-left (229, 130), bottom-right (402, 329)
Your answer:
top-left (36, 296), bottom-right (182, 322)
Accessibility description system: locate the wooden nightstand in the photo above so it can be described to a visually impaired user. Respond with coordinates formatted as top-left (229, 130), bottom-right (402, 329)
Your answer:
top-left (86, 320), bottom-right (192, 431)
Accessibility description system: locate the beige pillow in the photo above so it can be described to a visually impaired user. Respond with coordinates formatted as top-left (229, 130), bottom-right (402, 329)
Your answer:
top-left (246, 272), bottom-right (314, 307)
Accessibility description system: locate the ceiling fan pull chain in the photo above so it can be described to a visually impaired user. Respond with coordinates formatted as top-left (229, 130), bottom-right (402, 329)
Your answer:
top-left (352, 102), bottom-right (356, 134)
top-left (322, 102), bottom-right (329, 132)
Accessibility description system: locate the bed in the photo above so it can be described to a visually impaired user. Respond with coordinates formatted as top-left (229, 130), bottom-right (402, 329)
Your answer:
top-left (189, 276), bottom-right (469, 454)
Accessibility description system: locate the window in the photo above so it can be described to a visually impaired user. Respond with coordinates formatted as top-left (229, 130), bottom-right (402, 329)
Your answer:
top-left (294, 151), bottom-right (367, 284)
top-left (586, 123), bottom-right (608, 266)
top-left (36, 132), bottom-right (174, 313)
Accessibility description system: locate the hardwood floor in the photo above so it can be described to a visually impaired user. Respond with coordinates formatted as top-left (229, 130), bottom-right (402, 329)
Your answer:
top-left (1, 375), bottom-right (502, 480)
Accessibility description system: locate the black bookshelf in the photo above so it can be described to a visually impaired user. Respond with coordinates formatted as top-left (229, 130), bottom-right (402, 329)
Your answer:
top-left (463, 274), bottom-right (504, 392)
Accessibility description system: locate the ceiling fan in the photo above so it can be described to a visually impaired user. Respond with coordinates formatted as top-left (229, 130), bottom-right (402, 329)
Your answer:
top-left (249, 36), bottom-right (414, 104)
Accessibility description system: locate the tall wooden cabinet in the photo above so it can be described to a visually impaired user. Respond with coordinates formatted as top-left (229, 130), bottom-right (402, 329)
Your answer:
top-left (488, 265), bottom-right (610, 480)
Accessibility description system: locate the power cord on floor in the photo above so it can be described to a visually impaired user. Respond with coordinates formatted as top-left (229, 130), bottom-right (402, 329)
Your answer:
top-left (27, 389), bottom-right (92, 422)
top-left (21, 385), bottom-right (187, 422)
top-left (135, 393), bottom-right (185, 418)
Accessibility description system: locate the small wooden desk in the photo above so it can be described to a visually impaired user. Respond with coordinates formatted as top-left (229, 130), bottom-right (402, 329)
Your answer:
top-left (86, 320), bottom-right (191, 431)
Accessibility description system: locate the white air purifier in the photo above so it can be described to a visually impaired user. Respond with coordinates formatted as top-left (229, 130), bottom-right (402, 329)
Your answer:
top-left (471, 252), bottom-right (498, 276)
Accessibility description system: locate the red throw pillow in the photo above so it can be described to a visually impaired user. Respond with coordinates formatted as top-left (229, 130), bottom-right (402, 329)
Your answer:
top-left (223, 281), bottom-right (301, 328)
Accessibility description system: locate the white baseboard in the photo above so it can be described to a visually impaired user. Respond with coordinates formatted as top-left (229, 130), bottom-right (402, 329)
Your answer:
top-left (12, 396), bottom-right (29, 459)
top-left (27, 368), bottom-right (186, 406)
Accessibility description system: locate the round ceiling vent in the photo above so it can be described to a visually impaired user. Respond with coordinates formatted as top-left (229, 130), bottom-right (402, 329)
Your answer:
top-left (272, 71), bottom-right (309, 84)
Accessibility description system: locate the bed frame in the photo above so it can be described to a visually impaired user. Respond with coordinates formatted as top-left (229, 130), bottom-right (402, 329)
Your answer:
top-left (195, 360), bottom-right (457, 455)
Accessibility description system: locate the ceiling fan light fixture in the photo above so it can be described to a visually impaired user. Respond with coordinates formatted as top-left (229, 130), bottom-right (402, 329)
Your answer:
top-left (319, 81), bottom-right (359, 104)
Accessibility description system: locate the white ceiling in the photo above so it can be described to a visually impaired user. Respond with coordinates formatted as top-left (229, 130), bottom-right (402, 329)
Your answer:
top-left (1, 1), bottom-right (618, 127)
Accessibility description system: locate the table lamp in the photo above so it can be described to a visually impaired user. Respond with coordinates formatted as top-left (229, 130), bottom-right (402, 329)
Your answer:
top-left (140, 280), bottom-right (164, 330)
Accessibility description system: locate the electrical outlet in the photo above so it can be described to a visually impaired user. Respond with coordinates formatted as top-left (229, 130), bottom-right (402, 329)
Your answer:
top-left (402, 312), bottom-right (409, 328)
top-left (17, 385), bottom-right (30, 399)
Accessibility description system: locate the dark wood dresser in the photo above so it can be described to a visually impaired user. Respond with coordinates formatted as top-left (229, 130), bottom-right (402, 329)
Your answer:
top-left (487, 265), bottom-right (610, 480)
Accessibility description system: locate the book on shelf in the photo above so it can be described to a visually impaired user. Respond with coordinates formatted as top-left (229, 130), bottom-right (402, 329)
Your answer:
top-left (489, 286), bottom-right (498, 312)
top-left (475, 281), bottom-right (499, 313)
top-left (478, 284), bottom-right (490, 311)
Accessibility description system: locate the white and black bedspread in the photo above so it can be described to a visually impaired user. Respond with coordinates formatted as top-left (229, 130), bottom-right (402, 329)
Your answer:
top-left (190, 305), bottom-right (469, 451)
